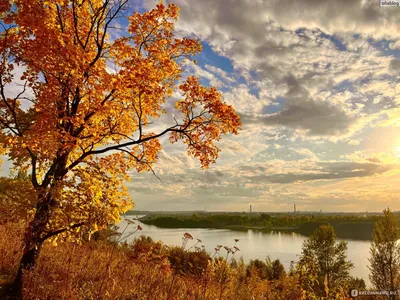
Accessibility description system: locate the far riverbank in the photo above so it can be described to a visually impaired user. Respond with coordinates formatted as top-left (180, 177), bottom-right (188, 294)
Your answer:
top-left (135, 212), bottom-right (383, 240)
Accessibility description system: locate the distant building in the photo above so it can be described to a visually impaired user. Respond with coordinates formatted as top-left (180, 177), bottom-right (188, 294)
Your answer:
top-left (294, 203), bottom-right (296, 213)
top-left (250, 205), bottom-right (252, 213)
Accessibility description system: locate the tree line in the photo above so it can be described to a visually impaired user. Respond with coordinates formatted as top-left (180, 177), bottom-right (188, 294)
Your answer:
top-left (244, 208), bottom-right (400, 298)
top-left (295, 208), bottom-right (400, 298)
top-left (141, 212), bottom-right (386, 240)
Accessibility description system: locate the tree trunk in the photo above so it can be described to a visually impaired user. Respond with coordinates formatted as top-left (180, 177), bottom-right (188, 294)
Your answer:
top-left (11, 242), bottom-right (41, 298)
top-left (8, 194), bottom-right (51, 298)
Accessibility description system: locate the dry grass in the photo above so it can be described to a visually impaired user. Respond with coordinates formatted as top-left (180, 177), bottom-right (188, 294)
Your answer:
top-left (0, 221), bottom-right (24, 286)
top-left (0, 222), bottom-right (306, 299)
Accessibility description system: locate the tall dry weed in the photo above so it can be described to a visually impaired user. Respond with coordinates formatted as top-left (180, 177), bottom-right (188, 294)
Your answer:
top-left (0, 222), bottom-right (341, 299)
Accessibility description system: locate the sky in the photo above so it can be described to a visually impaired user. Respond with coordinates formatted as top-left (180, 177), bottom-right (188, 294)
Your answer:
top-left (125, 0), bottom-right (400, 212)
top-left (3, 0), bottom-right (400, 212)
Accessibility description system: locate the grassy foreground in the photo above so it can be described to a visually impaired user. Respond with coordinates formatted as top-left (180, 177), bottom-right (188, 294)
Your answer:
top-left (0, 221), bottom-right (314, 300)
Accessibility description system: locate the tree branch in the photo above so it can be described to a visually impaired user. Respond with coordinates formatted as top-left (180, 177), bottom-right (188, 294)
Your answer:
top-left (26, 147), bottom-right (40, 189)
top-left (39, 222), bottom-right (85, 244)
top-left (118, 148), bottom-right (162, 183)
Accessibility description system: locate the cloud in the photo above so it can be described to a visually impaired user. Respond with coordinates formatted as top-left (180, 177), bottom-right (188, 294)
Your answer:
top-left (1, 1), bottom-right (394, 213)
top-left (241, 98), bottom-right (353, 136)
top-left (117, 1), bottom-right (400, 211)
top-left (165, 0), bottom-right (400, 40)
top-left (126, 142), bottom-right (398, 207)
top-left (347, 139), bottom-right (361, 146)
top-left (164, 0), bottom-right (398, 136)
top-left (223, 84), bottom-right (270, 115)
top-left (183, 61), bottom-right (225, 88)
top-left (204, 64), bottom-right (236, 85)
top-left (242, 159), bottom-right (396, 184)
top-left (389, 58), bottom-right (400, 74)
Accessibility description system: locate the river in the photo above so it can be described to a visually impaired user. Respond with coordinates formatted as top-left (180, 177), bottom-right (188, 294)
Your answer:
top-left (118, 218), bottom-right (372, 286)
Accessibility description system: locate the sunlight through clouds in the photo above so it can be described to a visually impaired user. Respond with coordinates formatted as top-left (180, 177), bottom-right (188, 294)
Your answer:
top-left (115, 0), bottom-right (400, 212)
top-left (3, 0), bottom-right (391, 213)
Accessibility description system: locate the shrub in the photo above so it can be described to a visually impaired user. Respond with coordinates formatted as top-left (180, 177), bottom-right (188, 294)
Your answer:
top-left (246, 259), bottom-right (271, 280)
top-left (167, 246), bottom-right (210, 277)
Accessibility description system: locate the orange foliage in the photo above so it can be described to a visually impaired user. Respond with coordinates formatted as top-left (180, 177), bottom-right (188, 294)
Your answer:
top-left (0, 1), bottom-right (241, 250)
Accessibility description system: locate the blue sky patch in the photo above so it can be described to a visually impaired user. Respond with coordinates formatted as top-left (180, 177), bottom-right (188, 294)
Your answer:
top-left (262, 97), bottom-right (286, 114)
top-left (194, 42), bottom-right (234, 73)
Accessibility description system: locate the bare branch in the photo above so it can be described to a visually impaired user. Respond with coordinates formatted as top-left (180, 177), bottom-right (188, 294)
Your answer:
top-left (55, 4), bottom-right (65, 33)
top-left (72, 0), bottom-right (85, 49)
top-left (90, 0), bottom-right (129, 67)
top-left (0, 76), bottom-right (21, 136)
top-left (118, 148), bottom-right (162, 183)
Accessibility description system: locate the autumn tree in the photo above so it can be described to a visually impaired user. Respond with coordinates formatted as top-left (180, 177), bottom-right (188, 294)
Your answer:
top-left (369, 208), bottom-right (400, 299)
top-left (299, 224), bottom-right (354, 298)
top-left (0, 0), bottom-right (240, 295)
top-left (296, 251), bottom-right (319, 300)
top-left (0, 173), bottom-right (35, 223)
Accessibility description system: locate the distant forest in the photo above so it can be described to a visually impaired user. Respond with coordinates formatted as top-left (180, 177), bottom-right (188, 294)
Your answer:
top-left (138, 212), bottom-right (395, 240)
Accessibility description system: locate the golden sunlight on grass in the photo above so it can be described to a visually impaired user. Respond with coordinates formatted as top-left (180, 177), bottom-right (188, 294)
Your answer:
top-left (0, 222), bottom-right (305, 300)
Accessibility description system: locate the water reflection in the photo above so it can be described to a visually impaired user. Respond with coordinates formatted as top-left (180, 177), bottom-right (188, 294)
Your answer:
top-left (118, 219), bottom-right (371, 284)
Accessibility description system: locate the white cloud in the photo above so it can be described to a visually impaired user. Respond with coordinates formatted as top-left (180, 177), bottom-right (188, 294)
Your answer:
top-left (101, 1), bottom-right (400, 211)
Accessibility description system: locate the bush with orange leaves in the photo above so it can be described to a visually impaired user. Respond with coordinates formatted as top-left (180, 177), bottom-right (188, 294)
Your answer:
top-left (0, 221), bottom-right (314, 300)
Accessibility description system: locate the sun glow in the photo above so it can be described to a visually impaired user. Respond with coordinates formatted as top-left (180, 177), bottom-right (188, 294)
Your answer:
top-left (395, 147), bottom-right (400, 158)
